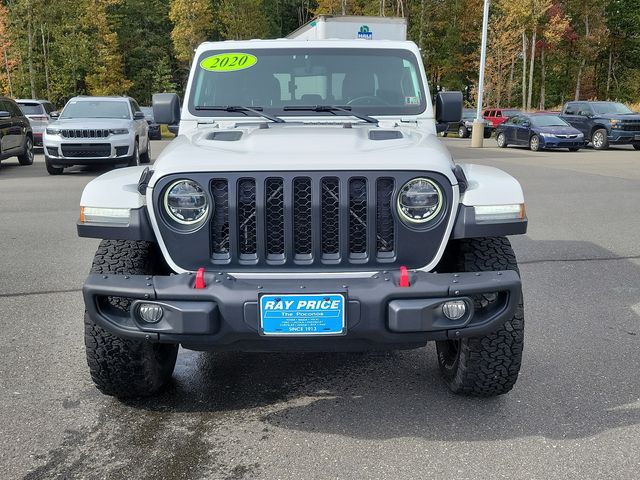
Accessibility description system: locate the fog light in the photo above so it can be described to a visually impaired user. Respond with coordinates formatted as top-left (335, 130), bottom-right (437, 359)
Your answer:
top-left (442, 300), bottom-right (467, 321)
top-left (137, 303), bottom-right (164, 323)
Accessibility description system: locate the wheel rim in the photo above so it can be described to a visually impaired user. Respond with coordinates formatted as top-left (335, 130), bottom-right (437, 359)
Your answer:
top-left (497, 133), bottom-right (505, 146)
top-left (530, 136), bottom-right (539, 150)
top-left (459, 127), bottom-right (466, 138)
top-left (27, 139), bottom-right (33, 161)
top-left (593, 132), bottom-right (603, 147)
top-left (134, 144), bottom-right (139, 165)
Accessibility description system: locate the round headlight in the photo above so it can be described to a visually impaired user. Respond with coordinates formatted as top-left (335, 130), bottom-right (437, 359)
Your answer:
top-left (164, 180), bottom-right (209, 225)
top-left (397, 178), bottom-right (443, 224)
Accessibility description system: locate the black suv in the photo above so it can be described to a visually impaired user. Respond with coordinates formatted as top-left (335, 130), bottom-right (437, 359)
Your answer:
top-left (560, 101), bottom-right (640, 150)
top-left (0, 97), bottom-right (34, 167)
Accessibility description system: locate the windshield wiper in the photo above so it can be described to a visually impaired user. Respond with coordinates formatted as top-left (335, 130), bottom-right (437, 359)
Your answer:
top-left (195, 105), bottom-right (285, 123)
top-left (283, 105), bottom-right (378, 124)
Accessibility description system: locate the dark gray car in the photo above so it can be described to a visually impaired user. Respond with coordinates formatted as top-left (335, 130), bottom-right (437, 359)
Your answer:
top-left (0, 97), bottom-right (34, 167)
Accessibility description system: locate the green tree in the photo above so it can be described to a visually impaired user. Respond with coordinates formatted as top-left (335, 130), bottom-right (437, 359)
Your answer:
top-left (85, 0), bottom-right (133, 95)
top-left (217, 0), bottom-right (271, 40)
top-left (151, 56), bottom-right (177, 94)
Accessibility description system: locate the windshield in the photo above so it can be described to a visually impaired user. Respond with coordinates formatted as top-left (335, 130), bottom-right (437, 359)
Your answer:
top-left (189, 48), bottom-right (426, 117)
top-left (503, 109), bottom-right (521, 117)
top-left (591, 102), bottom-right (632, 115)
top-left (140, 107), bottom-right (154, 119)
top-left (462, 109), bottom-right (475, 120)
top-left (530, 115), bottom-right (569, 127)
top-left (61, 100), bottom-right (131, 119)
top-left (18, 103), bottom-right (44, 115)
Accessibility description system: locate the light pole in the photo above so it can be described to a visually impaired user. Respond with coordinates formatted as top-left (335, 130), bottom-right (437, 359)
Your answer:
top-left (471, 0), bottom-right (490, 148)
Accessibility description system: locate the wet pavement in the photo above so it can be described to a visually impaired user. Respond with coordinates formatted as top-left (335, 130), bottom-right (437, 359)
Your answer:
top-left (1, 139), bottom-right (639, 479)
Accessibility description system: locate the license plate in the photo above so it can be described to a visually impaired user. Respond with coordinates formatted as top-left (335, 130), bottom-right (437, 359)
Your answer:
top-left (259, 293), bottom-right (346, 336)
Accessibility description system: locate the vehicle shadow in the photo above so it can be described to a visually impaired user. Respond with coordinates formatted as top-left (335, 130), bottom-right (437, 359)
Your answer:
top-left (120, 238), bottom-right (640, 442)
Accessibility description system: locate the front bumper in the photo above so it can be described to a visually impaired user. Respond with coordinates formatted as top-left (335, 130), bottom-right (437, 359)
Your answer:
top-left (83, 269), bottom-right (522, 352)
top-left (44, 134), bottom-right (134, 165)
top-left (540, 137), bottom-right (584, 148)
top-left (608, 131), bottom-right (640, 144)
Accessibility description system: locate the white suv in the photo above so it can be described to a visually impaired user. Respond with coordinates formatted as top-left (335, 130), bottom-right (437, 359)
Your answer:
top-left (43, 96), bottom-right (150, 175)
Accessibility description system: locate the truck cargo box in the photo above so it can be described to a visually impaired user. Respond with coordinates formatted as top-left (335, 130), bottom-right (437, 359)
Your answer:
top-left (287, 15), bottom-right (407, 41)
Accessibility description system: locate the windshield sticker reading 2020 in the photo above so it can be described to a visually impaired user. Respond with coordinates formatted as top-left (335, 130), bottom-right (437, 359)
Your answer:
top-left (200, 53), bottom-right (257, 72)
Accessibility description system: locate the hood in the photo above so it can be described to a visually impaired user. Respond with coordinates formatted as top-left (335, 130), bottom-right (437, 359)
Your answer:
top-left (596, 113), bottom-right (640, 121)
top-left (51, 118), bottom-right (132, 129)
top-left (535, 125), bottom-right (583, 135)
top-left (150, 123), bottom-right (457, 186)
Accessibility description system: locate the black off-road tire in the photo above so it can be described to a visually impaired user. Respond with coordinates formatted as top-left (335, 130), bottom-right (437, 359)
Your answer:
top-left (435, 237), bottom-right (524, 397)
top-left (632, 144), bottom-right (640, 151)
top-left (568, 147), bottom-right (580, 152)
top-left (85, 240), bottom-right (178, 398)
top-left (45, 155), bottom-right (63, 175)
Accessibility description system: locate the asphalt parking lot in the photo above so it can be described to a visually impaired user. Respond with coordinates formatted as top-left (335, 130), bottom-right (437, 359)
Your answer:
top-left (1, 138), bottom-right (639, 479)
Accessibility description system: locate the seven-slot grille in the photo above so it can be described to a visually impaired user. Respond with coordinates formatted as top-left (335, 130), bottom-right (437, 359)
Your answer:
top-left (60, 129), bottom-right (110, 138)
top-left (210, 175), bottom-right (396, 266)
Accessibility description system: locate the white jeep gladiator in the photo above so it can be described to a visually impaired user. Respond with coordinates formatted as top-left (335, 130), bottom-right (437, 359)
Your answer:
top-left (78, 39), bottom-right (527, 398)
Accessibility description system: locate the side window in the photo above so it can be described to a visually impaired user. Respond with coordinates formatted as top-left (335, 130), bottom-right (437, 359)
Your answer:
top-left (509, 116), bottom-right (520, 125)
top-left (6, 100), bottom-right (22, 117)
top-left (495, 111), bottom-right (502, 118)
top-left (576, 103), bottom-right (591, 116)
top-left (45, 103), bottom-right (55, 114)
top-left (129, 100), bottom-right (141, 114)
top-left (483, 110), bottom-right (490, 117)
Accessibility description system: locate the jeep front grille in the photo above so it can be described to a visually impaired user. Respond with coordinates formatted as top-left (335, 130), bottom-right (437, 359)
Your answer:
top-left (209, 175), bottom-right (396, 266)
top-left (153, 171), bottom-right (453, 272)
top-left (60, 129), bottom-right (110, 138)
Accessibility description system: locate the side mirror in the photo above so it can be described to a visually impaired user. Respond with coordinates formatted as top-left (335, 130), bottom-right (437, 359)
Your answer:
top-left (133, 111), bottom-right (146, 120)
top-left (153, 93), bottom-right (181, 125)
top-left (167, 124), bottom-right (179, 136)
top-left (0, 111), bottom-right (11, 119)
top-left (50, 111), bottom-right (60, 119)
top-left (522, 121), bottom-right (530, 127)
top-left (435, 91), bottom-right (463, 125)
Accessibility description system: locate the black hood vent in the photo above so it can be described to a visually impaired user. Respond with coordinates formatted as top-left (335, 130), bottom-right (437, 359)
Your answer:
top-left (369, 130), bottom-right (403, 141)
top-left (206, 131), bottom-right (243, 141)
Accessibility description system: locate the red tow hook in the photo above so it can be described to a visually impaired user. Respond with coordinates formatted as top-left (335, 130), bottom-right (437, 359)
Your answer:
top-left (399, 265), bottom-right (410, 287)
top-left (194, 267), bottom-right (206, 289)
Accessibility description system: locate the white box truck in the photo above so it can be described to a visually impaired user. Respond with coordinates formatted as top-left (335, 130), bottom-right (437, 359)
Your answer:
top-left (287, 15), bottom-right (407, 41)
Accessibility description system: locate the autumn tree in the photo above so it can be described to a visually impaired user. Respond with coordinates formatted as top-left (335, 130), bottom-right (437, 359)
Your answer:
top-left (0, 3), bottom-right (14, 96)
top-left (169, 0), bottom-right (214, 64)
